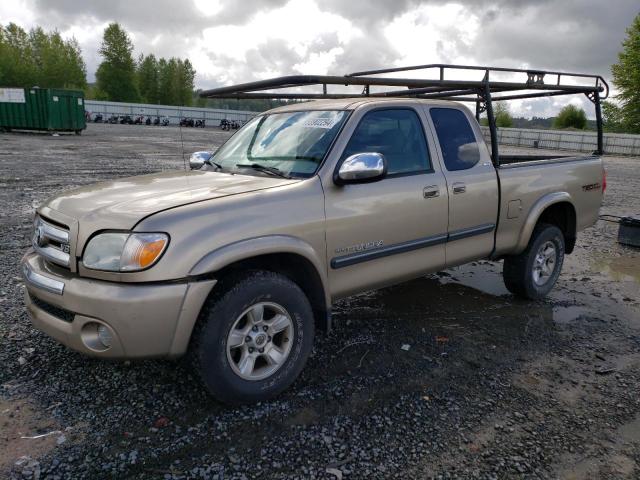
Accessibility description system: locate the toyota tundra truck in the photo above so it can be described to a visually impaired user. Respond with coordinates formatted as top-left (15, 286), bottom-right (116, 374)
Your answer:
top-left (21, 65), bottom-right (607, 404)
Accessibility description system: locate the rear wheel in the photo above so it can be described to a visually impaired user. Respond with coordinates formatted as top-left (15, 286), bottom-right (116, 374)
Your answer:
top-left (191, 270), bottom-right (314, 404)
top-left (503, 223), bottom-right (565, 299)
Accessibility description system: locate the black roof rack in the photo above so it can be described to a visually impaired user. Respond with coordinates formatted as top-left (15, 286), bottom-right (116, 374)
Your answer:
top-left (200, 64), bottom-right (608, 158)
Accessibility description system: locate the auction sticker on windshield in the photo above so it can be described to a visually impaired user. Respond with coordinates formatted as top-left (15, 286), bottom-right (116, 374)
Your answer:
top-left (302, 117), bottom-right (340, 129)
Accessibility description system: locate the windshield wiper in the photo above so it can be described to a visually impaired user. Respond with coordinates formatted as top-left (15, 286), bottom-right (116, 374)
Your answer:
top-left (236, 163), bottom-right (291, 178)
top-left (248, 155), bottom-right (321, 162)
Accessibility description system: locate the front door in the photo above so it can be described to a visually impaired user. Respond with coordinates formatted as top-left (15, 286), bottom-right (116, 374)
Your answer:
top-left (426, 106), bottom-right (499, 266)
top-left (323, 106), bottom-right (449, 299)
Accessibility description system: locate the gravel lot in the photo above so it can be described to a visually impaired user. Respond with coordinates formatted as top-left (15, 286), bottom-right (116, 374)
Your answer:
top-left (1, 124), bottom-right (639, 479)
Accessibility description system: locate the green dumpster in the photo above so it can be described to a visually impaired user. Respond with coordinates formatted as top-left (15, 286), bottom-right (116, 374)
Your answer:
top-left (0, 87), bottom-right (86, 133)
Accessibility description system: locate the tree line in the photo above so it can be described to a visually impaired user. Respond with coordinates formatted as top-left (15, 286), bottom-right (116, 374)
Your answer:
top-left (481, 103), bottom-right (589, 130)
top-left (92, 23), bottom-right (195, 106)
top-left (0, 22), bottom-right (195, 107)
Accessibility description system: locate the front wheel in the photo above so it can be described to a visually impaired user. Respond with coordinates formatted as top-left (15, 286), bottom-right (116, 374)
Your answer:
top-left (503, 223), bottom-right (565, 300)
top-left (191, 271), bottom-right (314, 405)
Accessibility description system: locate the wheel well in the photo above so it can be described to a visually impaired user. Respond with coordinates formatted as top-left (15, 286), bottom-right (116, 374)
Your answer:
top-left (537, 202), bottom-right (577, 253)
top-left (215, 253), bottom-right (330, 332)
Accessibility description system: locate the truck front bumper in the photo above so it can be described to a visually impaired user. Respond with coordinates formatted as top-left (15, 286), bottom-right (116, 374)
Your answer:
top-left (21, 250), bottom-right (216, 359)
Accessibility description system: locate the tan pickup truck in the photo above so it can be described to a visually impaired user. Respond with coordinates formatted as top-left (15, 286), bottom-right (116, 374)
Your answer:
top-left (21, 66), bottom-right (607, 404)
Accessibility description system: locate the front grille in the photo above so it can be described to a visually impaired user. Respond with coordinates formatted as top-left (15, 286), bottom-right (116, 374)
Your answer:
top-left (33, 215), bottom-right (71, 268)
top-left (29, 294), bottom-right (75, 322)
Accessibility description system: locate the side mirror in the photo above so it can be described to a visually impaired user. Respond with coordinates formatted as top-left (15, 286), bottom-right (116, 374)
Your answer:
top-left (336, 152), bottom-right (387, 185)
top-left (189, 151), bottom-right (213, 170)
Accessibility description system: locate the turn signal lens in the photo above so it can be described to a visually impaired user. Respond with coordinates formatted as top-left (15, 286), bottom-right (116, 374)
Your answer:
top-left (83, 232), bottom-right (169, 272)
top-left (120, 233), bottom-right (168, 271)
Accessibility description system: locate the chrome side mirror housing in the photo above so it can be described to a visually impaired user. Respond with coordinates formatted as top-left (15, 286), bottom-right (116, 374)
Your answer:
top-left (336, 152), bottom-right (387, 185)
top-left (189, 151), bottom-right (213, 170)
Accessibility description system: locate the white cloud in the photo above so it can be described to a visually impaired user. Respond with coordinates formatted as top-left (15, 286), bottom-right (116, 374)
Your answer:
top-left (385, 4), bottom-right (480, 69)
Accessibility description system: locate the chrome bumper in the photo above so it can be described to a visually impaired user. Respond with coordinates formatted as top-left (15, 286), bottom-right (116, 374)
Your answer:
top-left (22, 262), bottom-right (65, 295)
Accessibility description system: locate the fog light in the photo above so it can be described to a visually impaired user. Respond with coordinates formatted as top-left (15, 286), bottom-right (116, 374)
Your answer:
top-left (97, 324), bottom-right (113, 348)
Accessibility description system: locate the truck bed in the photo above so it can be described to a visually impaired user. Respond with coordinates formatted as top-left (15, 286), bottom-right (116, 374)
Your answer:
top-left (493, 154), bottom-right (603, 256)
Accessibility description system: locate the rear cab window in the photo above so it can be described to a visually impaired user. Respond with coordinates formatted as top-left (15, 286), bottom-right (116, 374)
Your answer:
top-left (341, 108), bottom-right (431, 176)
top-left (429, 108), bottom-right (480, 171)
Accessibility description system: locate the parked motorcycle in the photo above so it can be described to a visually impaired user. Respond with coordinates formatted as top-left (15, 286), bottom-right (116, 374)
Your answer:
top-left (133, 115), bottom-right (144, 125)
top-left (120, 115), bottom-right (134, 125)
top-left (180, 117), bottom-right (195, 127)
top-left (107, 114), bottom-right (119, 124)
top-left (152, 116), bottom-right (161, 126)
top-left (145, 116), bottom-right (152, 126)
top-left (93, 113), bottom-right (103, 123)
top-left (195, 119), bottom-right (206, 128)
top-left (220, 119), bottom-right (230, 131)
top-left (161, 117), bottom-right (169, 126)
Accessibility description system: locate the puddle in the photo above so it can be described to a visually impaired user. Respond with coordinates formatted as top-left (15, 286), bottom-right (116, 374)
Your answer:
top-left (438, 261), bottom-right (510, 297)
top-left (591, 254), bottom-right (640, 284)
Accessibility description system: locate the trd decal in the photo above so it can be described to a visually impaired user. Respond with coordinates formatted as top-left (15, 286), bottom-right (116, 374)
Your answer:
top-left (334, 240), bottom-right (383, 255)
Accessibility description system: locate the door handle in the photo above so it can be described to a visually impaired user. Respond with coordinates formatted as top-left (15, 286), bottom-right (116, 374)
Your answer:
top-left (452, 182), bottom-right (466, 194)
top-left (423, 186), bottom-right (440, 198)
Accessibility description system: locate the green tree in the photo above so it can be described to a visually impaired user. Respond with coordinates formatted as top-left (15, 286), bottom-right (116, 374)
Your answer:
top-left (611, 13), bottom-right (640, 133)
top-left (0, 23), bottom-right (86, 89)
top-left (154, 57), bottom-right (196, 106)
top-left (96, 23), bottom-right (139, 102)
top-left (553, 104), bottom-right (587, 129)
top-left (30, 27), bottom-right (86, 89)
top-left (177, 59), bottom-right (196, 106)
top-left (494, 102), bottom-right (513, 128)
top-left (0, 23), bottom-right (35, 86)
top-left (157, 57), bottom-right (177, 105)
top-left (136, 54), bottom-right (159, 103)
top-left (602, 100), bottom-right (626, 132)
top-left (60, 36), bottom-right (87, 89)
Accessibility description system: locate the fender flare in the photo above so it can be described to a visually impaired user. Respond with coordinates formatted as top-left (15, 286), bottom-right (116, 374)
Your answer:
top-left (514, 191), bottom-right (574, 253)
top-left (189, 235), bottom-right (331, 309)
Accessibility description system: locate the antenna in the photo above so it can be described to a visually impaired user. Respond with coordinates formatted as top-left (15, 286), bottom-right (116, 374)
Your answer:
top-left (179, 118), bottom-right (186, 171)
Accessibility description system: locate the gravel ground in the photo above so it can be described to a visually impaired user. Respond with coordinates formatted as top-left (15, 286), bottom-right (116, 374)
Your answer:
top-left (1, 124), bottom-right (639, 479)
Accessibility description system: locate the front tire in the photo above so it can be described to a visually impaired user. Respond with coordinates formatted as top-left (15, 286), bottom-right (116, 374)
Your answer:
top-left (192, 271), bottom-right (314, 405)
top-left (503, 223), bottom-right (565, 300)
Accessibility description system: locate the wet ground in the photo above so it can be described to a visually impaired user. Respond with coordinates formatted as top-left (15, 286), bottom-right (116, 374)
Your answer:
top-left (1, 124), bottom-right (639, 479)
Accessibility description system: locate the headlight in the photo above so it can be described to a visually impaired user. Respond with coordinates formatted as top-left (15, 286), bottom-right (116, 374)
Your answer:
top-left (83, 233), bottom-right (169, 272)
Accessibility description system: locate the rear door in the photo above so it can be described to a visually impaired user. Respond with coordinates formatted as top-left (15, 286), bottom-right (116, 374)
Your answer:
top-left (426, 106), bottom-right (499, 266)
top-left (322, 106), bottom-right (449, 299)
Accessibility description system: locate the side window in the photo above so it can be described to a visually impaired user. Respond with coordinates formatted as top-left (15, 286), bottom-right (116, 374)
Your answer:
top-left (430, 108), bottom-right (480, 171)
top-left (341, 109), bottom-right (431, 175)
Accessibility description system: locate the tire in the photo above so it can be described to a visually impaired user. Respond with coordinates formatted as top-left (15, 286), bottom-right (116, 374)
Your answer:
top-left (503, 223), bottom-right (565, 300)
top-left (191, 270), bottom-right (314, 405)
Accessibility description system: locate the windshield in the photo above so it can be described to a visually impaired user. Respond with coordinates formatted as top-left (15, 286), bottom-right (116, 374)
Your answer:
top-left (210, 110), bottom-right (348, 178)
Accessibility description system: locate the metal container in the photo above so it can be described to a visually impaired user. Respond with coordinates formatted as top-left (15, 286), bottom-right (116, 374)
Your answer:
top-left (618, 216), bottom-right (640, 248)
top-left (0, 87), bottom-right (86, 133)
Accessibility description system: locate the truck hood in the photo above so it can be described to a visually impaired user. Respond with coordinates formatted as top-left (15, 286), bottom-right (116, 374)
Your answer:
top-left (43, 170), bottom-right (297, 230)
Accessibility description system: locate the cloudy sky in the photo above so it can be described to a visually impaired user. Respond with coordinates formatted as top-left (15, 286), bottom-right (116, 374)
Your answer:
top-left (2, 0), bottom-right (637, 117)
